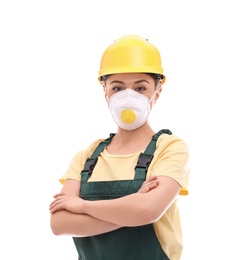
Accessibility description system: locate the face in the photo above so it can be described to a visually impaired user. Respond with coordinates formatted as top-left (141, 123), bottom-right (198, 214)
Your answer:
top-left (103, 73), bottom-right (162, 105)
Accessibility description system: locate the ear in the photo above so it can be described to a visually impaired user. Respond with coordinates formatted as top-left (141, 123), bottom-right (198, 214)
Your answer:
top-left (153, 86), bottom-right (162, 104)
top-left (103, 85), bottom-right (108, 102)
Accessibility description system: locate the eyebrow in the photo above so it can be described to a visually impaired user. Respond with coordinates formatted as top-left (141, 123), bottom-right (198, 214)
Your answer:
top-left (110, 79), bottom-right (150, 85)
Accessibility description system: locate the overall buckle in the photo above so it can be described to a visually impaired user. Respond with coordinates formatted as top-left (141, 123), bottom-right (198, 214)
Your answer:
top-left (135, 153), bottom-right (154, 172)
top-left (82, 157), bottom-right (98, 177)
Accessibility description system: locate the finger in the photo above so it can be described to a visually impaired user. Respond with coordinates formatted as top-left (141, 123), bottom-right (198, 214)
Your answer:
top-left (50, 204), bottom-right (62, 214)
top-left (140, 181), bottom-right (158, 192)
top-left (49, 199), bottom-right (65, 213)
top-left (148, 183), bottom-right (158, 190)
top-left (147, 176), bottom-right (158, 182)
top-left (143, 187), bottom-right (150, 192)
top-left (142, 180), bottom-right (158, 189)
top-left (49, 196), bottom-right (66, 209)
top-left (146, 182), bottom-right (158, 190)
top-left (142, 176), bottom-right (157, 186)
top-left (138, 185), bottom-right (151, 193)
top-left (53, 192), bottom-right (67, 198)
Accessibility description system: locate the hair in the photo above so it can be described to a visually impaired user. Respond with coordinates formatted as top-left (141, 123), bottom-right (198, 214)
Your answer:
top-left (145, 73), bottom-right (163, 89)
top-left (100, 73), bottom-right (163, 89)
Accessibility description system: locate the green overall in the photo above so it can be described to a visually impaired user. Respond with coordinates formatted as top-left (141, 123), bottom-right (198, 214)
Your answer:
top-left (73, 129), bottom-right (172, 260)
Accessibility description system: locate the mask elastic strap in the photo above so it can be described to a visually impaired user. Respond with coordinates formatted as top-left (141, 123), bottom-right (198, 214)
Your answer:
top-left (149, 91), bottom-right (157, 103)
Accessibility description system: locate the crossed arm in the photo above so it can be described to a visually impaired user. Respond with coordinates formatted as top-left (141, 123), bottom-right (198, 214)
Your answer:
top-left (49, 175), bottom-right (180, 237)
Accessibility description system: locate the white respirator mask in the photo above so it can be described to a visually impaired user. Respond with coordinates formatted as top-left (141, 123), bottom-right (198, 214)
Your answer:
top-left (108, 89), bottom-right (155, 131)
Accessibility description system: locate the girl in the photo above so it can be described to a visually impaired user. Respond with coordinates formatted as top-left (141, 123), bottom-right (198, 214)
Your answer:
top-left (49, 35), bottom-right (190, 260)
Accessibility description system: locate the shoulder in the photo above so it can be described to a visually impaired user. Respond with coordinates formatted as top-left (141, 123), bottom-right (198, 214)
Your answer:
top-left (156, 132), bottom-right (189, 156)
top-left (75, 138), bottom-right (106, 161)
top-left (59, 138), bottom-right (107, 184)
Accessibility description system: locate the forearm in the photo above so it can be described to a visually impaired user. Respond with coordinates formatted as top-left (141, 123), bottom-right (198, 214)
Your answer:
top-left (82, 176), bottom-right (180, 227)
top-left (50, 210), bottom-right (122, 237)
top-left (50, 177), bottom-right (178, 229)
top-left (84, 192), bottom-right (158, 227)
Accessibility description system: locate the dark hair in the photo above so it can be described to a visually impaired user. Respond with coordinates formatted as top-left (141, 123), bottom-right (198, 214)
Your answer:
top-left (100, 75), bottom-right (111, 82)
top-left (145, 73), bottom-right (163, 81)
top-left (100, 73), bottom-right (163, 83)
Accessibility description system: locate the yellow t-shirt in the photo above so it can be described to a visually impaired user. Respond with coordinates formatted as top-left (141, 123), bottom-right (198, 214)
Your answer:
top-left (60, 133), bottom-right (190, 260)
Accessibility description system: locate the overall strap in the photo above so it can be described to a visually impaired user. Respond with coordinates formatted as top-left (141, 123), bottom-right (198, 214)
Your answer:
top-left (81, 133), bottom-right (115, 182)
top-left (134, 129), bottom-right (172, 180)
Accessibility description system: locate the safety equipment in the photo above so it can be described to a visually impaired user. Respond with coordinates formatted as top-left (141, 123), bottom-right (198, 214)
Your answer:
top-left (108, 89), bottom-right (155, 131)
top-left (98, 35), bottom-right (165, 84)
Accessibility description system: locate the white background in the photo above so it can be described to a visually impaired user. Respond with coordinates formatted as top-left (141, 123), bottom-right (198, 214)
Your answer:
top-left (0, 1), bottom-right (231, 259)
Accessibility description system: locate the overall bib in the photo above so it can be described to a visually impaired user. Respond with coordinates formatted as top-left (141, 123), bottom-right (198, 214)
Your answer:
top-left (73, 129), bottom-right (172, 260)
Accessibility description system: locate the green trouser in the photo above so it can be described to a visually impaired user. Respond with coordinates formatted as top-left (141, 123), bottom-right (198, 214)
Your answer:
top-left (73, 130), bottom-right (171, 260)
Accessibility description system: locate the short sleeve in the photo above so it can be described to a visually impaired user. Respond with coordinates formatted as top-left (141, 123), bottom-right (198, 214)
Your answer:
top-left (149, 134), bottom-right (190, 195)
top-left (59, 139), bottom-right (104, 185)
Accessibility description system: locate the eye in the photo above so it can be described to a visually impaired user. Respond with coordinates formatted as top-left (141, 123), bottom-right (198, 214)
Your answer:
top-left (134, 86), bottom-right (146, 92)
top-left (112, 86), bottom-right (124, 92)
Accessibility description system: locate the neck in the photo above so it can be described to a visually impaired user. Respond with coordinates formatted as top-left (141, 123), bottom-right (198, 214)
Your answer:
top-left (117, 123), bottom-right (155, 139)
top-left (106, 123), bottom-right (156, 154)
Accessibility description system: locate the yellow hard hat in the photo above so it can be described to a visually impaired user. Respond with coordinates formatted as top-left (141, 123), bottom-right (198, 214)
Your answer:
top-left (98, 35), bottom-right (165, 84)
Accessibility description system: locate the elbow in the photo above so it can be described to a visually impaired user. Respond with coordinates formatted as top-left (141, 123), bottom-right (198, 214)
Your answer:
top-left (146, 212), bottom-right (162, 224)
top-left (139, 202), bottom-right (164, 225)
top-left (50, 212), bottom-right (64, 236)
top-left (50, 221), bottom-right (60, 236)
top-left (140, 211), bottom-right (161, 225)
top-left (128, 206), bottom-right (161, 227)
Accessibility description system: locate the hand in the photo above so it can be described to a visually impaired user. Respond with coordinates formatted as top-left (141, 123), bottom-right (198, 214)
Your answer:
top-left (49, 192), bottom-right (84, 214)
top-left (137, 176), bottom-right (159, 193)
